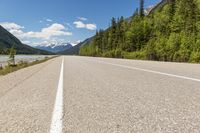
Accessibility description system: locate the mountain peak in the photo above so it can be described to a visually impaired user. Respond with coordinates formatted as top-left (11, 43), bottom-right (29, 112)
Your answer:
top-left (34, 42), bottom-right (72, 53)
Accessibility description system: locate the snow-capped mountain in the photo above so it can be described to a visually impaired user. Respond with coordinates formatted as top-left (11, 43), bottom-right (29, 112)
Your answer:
top-left (34, 43), bottom-right (73, 53)
top-left (144, 5), bottom-right (155, 15)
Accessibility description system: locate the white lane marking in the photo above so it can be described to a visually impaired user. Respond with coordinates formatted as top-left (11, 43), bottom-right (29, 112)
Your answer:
top-left (98, 60), bottom-right (200, 83)
top-left (50, 58), bottom-right (64, 133)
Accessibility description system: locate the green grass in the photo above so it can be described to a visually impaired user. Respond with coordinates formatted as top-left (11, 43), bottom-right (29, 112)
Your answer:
top-left (0, 56), bottom-right (58, 76)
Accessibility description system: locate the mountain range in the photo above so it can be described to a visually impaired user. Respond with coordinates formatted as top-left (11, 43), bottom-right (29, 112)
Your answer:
top-left (58, 37), bottom-right (93, 55)
top-left (34, 43), bottom-right (73, 53)
top-left (0, 23), bottom-right (87, 55)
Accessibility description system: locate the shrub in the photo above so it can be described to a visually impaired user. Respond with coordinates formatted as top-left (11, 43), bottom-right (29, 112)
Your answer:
top-left (114, 49), bottom-right (123, 58)
top-left (145, 38), bottom-right (157, 60)
top-left (102, 50), bottom-right (115, 58)
top-left (123, 51), bottom-right (145, 60)
top-left (189, 51), bottom-right (200, 63)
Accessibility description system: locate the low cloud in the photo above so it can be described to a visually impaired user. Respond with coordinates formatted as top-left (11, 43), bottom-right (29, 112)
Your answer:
top-left (0, 22), bottom-right (24, 30)
top-left (25, 23), bottom-right (72, 39)
top-left (73, 21), bottom-right (85, 28)
top-left (46, 19), bottom-right (53, 22)
top-left (0, 22), bottom-right (72, 40)
top-left (73, 21), bottom-right (97, 30)
top-left (77, 17), bottom-right (87, 21)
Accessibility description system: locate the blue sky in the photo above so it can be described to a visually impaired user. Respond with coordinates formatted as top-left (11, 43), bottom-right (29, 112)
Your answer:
top-left (0, 0), bottom-right (160, 46)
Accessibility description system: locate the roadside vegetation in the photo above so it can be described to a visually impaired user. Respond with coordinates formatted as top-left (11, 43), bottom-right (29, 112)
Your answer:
top-left (0, 47), bottom-right (57, 75)
top-left (0, 57), bottom-right (56, 76)
top-left (79, 0), bottom-right (200, 63)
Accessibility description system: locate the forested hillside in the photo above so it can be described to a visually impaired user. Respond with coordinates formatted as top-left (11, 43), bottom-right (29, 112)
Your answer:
top-left (80, 0), bottom-right (200, 63)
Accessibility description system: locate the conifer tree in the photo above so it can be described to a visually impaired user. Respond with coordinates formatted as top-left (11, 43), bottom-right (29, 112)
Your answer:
top-left (139, 0), bottom-right (144, 17)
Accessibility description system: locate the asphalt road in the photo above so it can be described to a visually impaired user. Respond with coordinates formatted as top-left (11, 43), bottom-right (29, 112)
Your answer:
top-left (0, 56), bottom-right (200, 133)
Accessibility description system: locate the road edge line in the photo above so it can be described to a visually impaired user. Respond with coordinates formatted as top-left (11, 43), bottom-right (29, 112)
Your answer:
top-left (98, 60), bottom-right (200, 83)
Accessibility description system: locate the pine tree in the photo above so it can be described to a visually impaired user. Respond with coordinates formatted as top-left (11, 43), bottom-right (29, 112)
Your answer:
top-left (8, 47), bottom-right (16, 66)
top-left (168, 0), bottom-right (175, 19)
top-left (110, 18), bottom-right (117, 49)
top-left (79, 0), bottom-right (200, 62)
top-left (139, 0), bottom-right (144, 17)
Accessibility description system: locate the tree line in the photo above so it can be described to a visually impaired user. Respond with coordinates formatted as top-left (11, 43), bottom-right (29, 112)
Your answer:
top-left (0, 48), bottom-right (10, 55)
top-left (79, 0), bottom-right (200, 63)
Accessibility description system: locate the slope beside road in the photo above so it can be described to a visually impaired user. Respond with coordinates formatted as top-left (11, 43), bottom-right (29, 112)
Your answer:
top-left (0, 56), bottom-right (200, 132)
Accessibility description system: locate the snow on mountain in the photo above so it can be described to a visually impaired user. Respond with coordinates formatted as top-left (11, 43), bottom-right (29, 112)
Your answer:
top-left (34, 42), bottom-right (73, 53)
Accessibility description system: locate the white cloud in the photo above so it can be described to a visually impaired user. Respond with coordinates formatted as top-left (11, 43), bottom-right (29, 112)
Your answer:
top-left (0, 22), bottom-right (26, 40)
top-left (0, 22), bottom-right (72, 40)
top-left (9, 29), bottom-right (24, 38)
top-left (73, 21), bottom-right (85, 28)
top-left (0, 22), bottom-right (24, 30)
top-left (46, 19), bottom-right (53, 22)
top-left (32, 40), bottom-right (52, 46)
top-left (22, 40), bottom-right (31, 44)
top-left (86, 24), bottom-right (97, 30)
top-left (25, 23), bottom-right (72, 39)
top-left (73, 21), bottom-right (97, 30)
top-left (77, 17), bottom-right (87, 21)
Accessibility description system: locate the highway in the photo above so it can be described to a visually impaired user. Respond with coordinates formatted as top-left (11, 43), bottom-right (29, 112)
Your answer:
top-left (0, 56), bottom-right (200, 132)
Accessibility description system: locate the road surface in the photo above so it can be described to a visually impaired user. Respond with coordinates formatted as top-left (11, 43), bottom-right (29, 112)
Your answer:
top-left (0, 56), bottom-right (200, 133)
